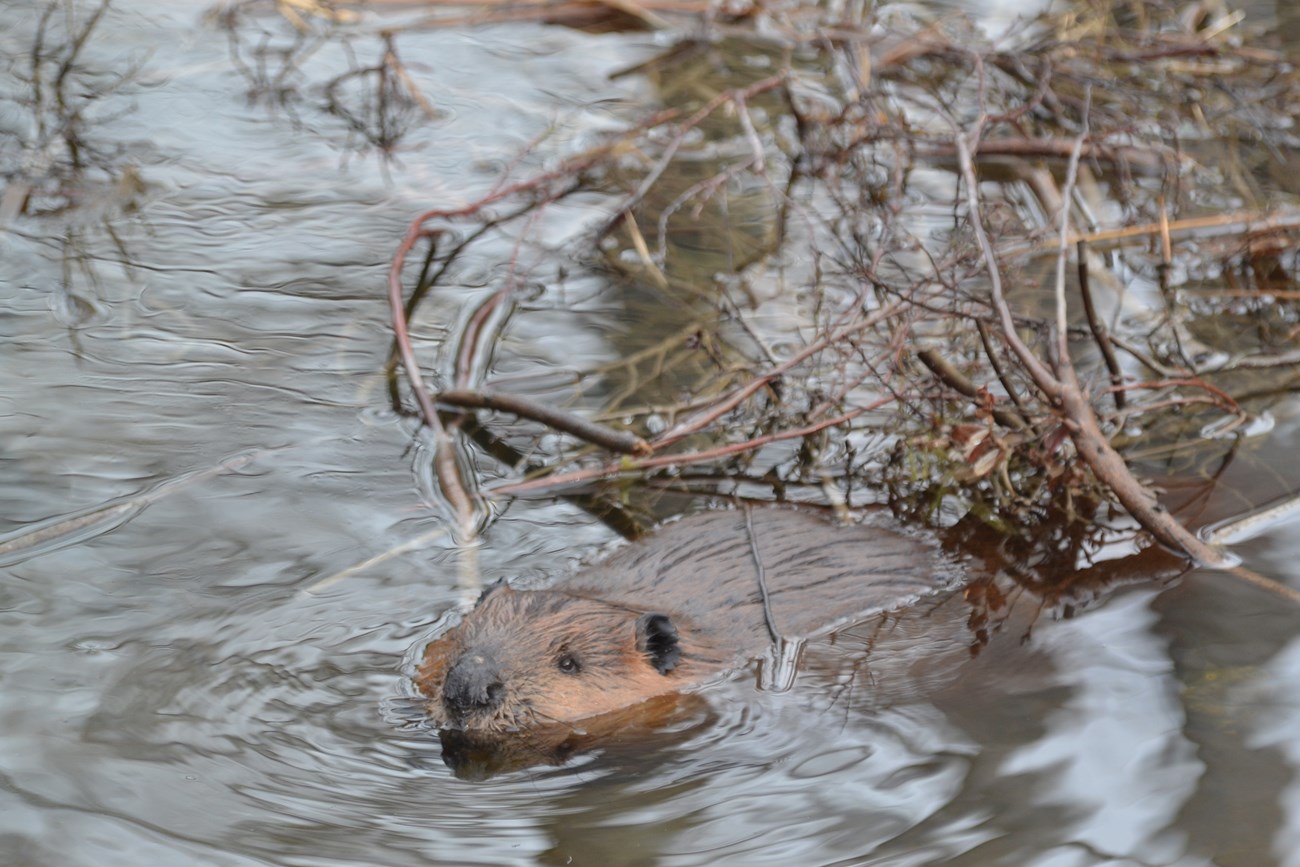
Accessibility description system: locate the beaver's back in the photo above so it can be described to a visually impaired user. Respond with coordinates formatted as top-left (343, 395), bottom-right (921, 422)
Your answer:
top-left (557, 508), bottom-right (948, 663)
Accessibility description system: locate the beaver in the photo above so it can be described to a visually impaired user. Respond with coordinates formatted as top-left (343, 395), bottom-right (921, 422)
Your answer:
top-left (414, 507), bottom-right (953, 739)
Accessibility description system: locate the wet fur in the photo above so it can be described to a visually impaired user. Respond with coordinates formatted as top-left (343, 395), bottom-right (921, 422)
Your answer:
top-left (416, 508), bottom-right (949, 733)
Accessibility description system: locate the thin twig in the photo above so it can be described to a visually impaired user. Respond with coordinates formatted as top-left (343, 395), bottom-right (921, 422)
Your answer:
top-left (491, 408), bottom-right (867, 497)
top-left (455, 285), bottom-right (512, 390)
top-left (916, 347), bottom-right (1030, 431)
top-left (976, 320), bottom-right (1039, 433)
top-left (437, 389), bottom-right (652, 455)
top-left (1075, 240), bottom-right (1126, 411)
top-left (744, 505), bottom-right (782, 646)
top-left (653, 301), bottom-right (904, 448)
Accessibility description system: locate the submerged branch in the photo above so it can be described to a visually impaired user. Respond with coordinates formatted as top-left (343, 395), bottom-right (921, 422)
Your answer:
top-left (437, 389), bottom-right (653, 456)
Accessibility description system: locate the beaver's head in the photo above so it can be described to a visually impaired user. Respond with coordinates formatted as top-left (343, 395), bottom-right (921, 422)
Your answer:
top-left (415, 580), bottom-right (685, 733)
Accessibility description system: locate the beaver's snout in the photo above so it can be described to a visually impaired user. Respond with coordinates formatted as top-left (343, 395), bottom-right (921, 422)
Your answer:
top-left (416, 583), bottom-right (702, 732)
top-left (443, 653), bottom-right (505, 721)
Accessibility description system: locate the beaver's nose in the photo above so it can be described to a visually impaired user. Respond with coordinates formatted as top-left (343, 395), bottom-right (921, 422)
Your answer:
top-left (443, 653), bottom-right (505, 719)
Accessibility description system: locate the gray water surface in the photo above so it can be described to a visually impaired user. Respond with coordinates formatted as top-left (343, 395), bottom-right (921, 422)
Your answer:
top-left (3, 1), bottom-right (1300, 865)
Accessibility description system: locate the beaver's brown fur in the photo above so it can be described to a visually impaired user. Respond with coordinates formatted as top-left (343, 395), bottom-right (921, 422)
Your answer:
top-left (415, 508), bottom-right (948, 734)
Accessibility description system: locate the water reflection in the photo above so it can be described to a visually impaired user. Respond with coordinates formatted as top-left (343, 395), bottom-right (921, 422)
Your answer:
top-left (3, 1), bottom-right (1300, 866)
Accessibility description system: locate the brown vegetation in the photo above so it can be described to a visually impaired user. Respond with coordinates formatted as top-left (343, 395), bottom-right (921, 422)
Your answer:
top-left (252, 0), bottom-right (1300, 603)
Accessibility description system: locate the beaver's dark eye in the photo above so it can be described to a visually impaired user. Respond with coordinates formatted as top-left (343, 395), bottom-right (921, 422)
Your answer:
top-left (556, 653), bottom-right (582, 674)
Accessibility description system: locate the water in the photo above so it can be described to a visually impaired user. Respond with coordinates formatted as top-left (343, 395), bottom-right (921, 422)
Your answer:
top-left (3, 1), bottom-right (1300, 865)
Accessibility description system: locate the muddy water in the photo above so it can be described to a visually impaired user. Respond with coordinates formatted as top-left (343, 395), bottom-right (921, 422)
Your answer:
top-left (2, 1), bottom-right (1300, 866)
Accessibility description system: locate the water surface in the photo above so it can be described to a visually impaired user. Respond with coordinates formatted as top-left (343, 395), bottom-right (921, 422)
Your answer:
top-left (2, 1), bottom-right (1300, 865)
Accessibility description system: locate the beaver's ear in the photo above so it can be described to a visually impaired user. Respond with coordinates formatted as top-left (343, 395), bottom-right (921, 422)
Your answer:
top-left (475, 577), bottom-right (511, 606)
top-left (635, 613), bottom-right (681, 675)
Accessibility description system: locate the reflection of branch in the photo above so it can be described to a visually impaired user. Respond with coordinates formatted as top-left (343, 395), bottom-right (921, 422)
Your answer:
top-left (0, 450), bottom-right (268, 567)
top-left (387, 96), bottom-right (757, 532)
top-left (385, 109), bottom-right (694, 429)
top-left (602, 72), bottom-right (788, 239)
top-left (386, 232), bottom-right (477, 530)
top-left (387, 109), bottom-right (728, 529)
top-left (322, 32), bottom-right (435, 157)
top-left (455, 285), bottom-right (511, 389)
